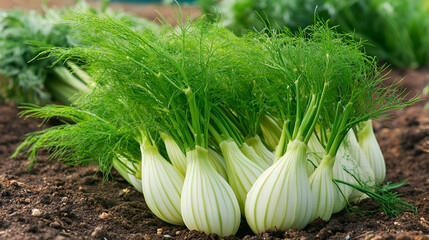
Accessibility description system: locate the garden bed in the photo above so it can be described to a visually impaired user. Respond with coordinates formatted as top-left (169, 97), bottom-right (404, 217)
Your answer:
top-left (0, 67), bottom-right (428, 240)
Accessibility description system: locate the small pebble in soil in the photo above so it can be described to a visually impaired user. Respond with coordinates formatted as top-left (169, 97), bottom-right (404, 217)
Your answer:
top-left (49, 221), bottom-right (61, 229)
top-left (119, 188), bottom-right (130, 196)
top-left (31, 209), bottom-right (42, 217)
top-left (24, 198), bottom-right (31, 204)
top-left (157, 228), bottom-right (163, 235)
top-left (15, 181), bottom-right (26, 187)
top-left (98, 212), bottom-right (109, 220)
top-left (175, 231), bottom-right (181, 235)
top-left (91, 226), bottom-right (104, 238)
top-left (54, 235), bottom-right (67, 240)
top-left (163, 234), bottom-right (171, 238)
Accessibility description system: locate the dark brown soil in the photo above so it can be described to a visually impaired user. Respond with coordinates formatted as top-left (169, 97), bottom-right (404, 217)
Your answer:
top-left (1, 67), bottom-right (428, 240)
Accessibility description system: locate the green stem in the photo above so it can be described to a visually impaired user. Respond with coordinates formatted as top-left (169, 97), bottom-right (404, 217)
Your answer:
top-left (218, 109), bottom-right (244, 146)
top-left (304, 82), bottom-right (329, 144)
top-left (184, 88), bottom-right (202, 147)
top-left (327, 102), bottom-right (353, 157)
top-left (292, 77), bottom-right (302, 140)
top-left (296, 94), bottom-right (317, 142)
top-left (173, 110), bottom-right (193, 150)
top-left (212, 107), bottom-right (243, 146)
top-left (325, 101), bottom-right (342, 152)
top-left (221, 106), bottom-right (247, 136)
top-left (66, 61), bottom-right (92, 85)
top-left (208, 124), bottom-right (224, 145)
top-left (274, 121), bottom-right (290, 161)
top-left (210, 111), bottom-right (232, 142)
top-left (52, 66), bottom-right (89, 93)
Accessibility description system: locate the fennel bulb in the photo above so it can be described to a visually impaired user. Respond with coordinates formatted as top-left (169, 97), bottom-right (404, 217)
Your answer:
top-left (240, 143), bottom-right (270, 170)
top-left (163, 133), bottom-right (227, 179)
top-left (141, 145), bottom-right (184, 225)
top-left (162, 134), bottom-right (187, 175)
top-left (245, 135), bottom-right (274, 166)
top-left (306, 133), bottom-right (324, 175)
top-left (260, 115), bottom-right (282, 150)
top-left (128, 173), bottom-right (142, 193)
top-left (113, 155), bottom-right (142, 193)
top-left (220, 139), bottom-right (264, 212)
top-left (208, 148), bottom-right (228, 180)
top-left (343, 129), bottom-right (374, 203)
top-left (358, 120), bottom-right (386, 185)
top-left (112, 157), bottom-right (132, 186)
top-left (245, 140), bottom-right (313, 233)
top-left (181, 146), bottom-right (240, 237)
top-left (309, 155), bottom-right (336, 221)
top-left (345, 129), bottom-right (375, 185)
top-left (332, 145), bottom-right (356, 213)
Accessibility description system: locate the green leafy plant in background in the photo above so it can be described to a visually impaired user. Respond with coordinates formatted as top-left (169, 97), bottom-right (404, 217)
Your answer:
top-left (199, 0), bottom-right (429, 68)
top-left (0, 9), bottom-right (85, 104)
top-left (0, 0), bottom-right (154, 104)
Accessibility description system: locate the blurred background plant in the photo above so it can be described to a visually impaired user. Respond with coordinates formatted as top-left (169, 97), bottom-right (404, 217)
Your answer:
top-left (199, 0), bottom-right (429, 69)
top-left (0, 0), bottom-right (154, 104)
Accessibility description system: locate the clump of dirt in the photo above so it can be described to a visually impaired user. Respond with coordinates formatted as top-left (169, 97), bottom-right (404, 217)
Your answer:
top-left (0, 67), bottom-right (428, 240)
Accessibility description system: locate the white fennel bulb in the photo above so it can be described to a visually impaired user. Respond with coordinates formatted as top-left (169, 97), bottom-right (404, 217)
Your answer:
top-left (163, 134), bottom-right (227, 179)
top-left (245, 140), bottom-right (313, 233)
top-left (128, 173), bottom-right (142, 193)
top-left (181, 146), bottom-right (240, 237)
top-left (306, 133), bottom-right (324, 175)
top-left (345, 129), bottom-right (375, 185)
top-left (162, 134), bottom-right (187, 175)
top-left (332, 145), bottom-right (356, 213)
top-left (260, 115), bottom-right (282, 150)
top-left (207, 148), bottom-right (228, 180)
top-left (358, 120), bottom-right (385, 185)
top-left (240, 143), bottom-right (270, 170)
top-left (245, 135), bottom-right (274, 165)
top-left (343, 129), bottom-right (374, 203)
top-left (309, 155), bottom-right (336, 221)
top-left (141, 145), bottom-right (184, 225)
top-left (220, 139), bottom-right (264, 212)
top-left (112, 157), bottom-right (132, 186)
top-left (113, 155), bottom-right (142, 193)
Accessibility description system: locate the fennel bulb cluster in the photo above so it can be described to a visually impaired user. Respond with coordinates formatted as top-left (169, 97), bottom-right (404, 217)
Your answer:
top-left (12, 12), bottom-right (417, 238)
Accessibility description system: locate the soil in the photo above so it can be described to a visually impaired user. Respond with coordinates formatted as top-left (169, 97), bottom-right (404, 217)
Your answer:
top-left (0, 68), bottom-right (428, 240)
top-left (1, 2), bottom-right (429, 240)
